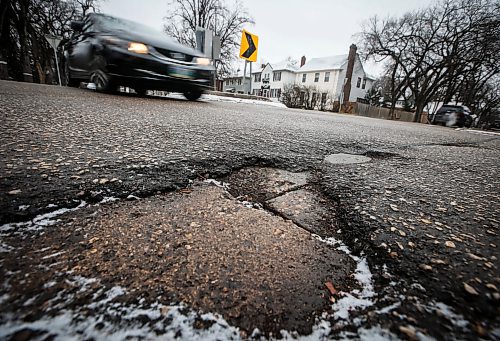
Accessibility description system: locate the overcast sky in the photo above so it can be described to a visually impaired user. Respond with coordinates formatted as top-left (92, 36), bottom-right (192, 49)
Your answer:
top-left (100, 0), bottom-right (435, 75)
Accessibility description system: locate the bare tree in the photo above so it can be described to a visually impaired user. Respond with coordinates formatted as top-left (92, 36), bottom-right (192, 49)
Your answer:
top-left (359, 0), bottom-right (500, 123)
top-left (163, 0), bottom-right (254, 77)
top-left (0, 0), bottom-right (102, 83)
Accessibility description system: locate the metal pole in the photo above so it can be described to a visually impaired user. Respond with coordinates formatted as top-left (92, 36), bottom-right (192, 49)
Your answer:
top-left (213, 4), bottom-right (217, 90)
top-left (53, 46), bottom-right (62, 86)
top-left (249, 62), bottom-right (252, 95)
top-left (243, 60), bottom-right (247, 93)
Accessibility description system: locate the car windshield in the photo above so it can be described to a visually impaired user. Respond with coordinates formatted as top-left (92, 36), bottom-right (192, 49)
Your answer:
top-left (93, 14), bottom-right (162, 36)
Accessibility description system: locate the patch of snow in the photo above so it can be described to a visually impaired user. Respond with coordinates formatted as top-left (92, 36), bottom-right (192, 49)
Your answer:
top-left (333, 294), bottom-right (374, 320)
top-left (41, 251), bottom-right (66, 260)
top-left (280, 318), bottom-right (332, 340)
top-left (0, 294), bottom-right (9, 305)
top-left (314, 235), bottom-right (376, 321)
top-left (0, 242), bottom-right (13, 253)
top-left (204, 178), bottom-right (230, 190)
top-left (0, 201), bottom-right (86, 234)
top-left (202, 94), bottom-right (288, 108)
top-left (99, 196), bottom-right (120, 204)
top-left (431, 302), bottom-right (469, 329)
top-left (31, 201), bottom-right (87, 229)
top-left (43, 281), bottom-right (57, 289)
top-left (165, 92), bottom-right (287, 108)
top-left (47, 203), bottom-right (58, 208)
top-left (87, 82), bottom-right (97, 90)
top-left (126, 194), bottom-right (140, 200)
top-left (0, 301), bottom-right (242, 341)
top-left (18, 205), bottom-right (30, 211)
top-left (357, 325), bottom-right (400, 340)
top-left (456, 128), bottom-right (500, 136)
top-left (66, 276), bottom-right (97, 293)
top-left (89, 286), bottom-right (126, 309)
top-left (376, 302), bottom-right (401, 314)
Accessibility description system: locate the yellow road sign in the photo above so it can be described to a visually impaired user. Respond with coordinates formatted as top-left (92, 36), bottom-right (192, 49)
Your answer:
top-left (239, 29), bottom-right (258, 62)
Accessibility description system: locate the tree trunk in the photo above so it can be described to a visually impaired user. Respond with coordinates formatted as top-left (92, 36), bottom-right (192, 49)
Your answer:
top-left (414, 102), bottom-right (425, 123)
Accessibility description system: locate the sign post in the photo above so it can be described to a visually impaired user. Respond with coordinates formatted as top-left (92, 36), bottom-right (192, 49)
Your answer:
top-left (239, 29), bottom-right (259, 95)
top-left (44, 34), bottom-right (63, 86)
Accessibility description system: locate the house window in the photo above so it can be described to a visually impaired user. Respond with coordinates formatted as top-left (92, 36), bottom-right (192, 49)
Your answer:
top-left (321, 93), bottom-right (327, 104)
top-left (302, 74), bottom-right (306, 83)
top-left (362, 78), bottom-right (366, 89)
top-left (356, 77), bottom-right (361, 88)
top-left (277, 89), bottom-right (281, 98)
top-left (314, 73), bottom-right (320, 82)
top-left (254, 73), bottom-right (261, 82)
top-left (324, 72), bottom-right (330, 82)
top-left (273, 72), bottom-right (281, 82)
top-left (238, 78), bottom-right (242, 85)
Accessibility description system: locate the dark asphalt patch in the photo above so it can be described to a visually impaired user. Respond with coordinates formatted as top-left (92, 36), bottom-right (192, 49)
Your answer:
top-left (0, 183), bottom-right (356, 337)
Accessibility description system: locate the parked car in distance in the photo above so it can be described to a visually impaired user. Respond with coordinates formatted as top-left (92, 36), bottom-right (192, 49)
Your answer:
top-left (431, 105), bottom-right (474, 128)
top-left (65, 13), bottom-right (214, 100)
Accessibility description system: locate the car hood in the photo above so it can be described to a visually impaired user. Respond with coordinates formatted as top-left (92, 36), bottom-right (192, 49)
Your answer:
top-left (109, 29), bottom-right (203, 57)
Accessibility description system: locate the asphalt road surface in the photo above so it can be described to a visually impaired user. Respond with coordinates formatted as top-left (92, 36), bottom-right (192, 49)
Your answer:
top-left (1, 80), bottom-right (499, 340)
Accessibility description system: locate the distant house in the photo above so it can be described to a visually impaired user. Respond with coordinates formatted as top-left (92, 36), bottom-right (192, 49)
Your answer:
top-left (251, 60), bottom-right (298, 98)
top-left (222, 69), bottom-right (250, 94)
top-left (296, 45), bottom-right (375, 108)
top-left (221, 45), bottom-right (375, 108)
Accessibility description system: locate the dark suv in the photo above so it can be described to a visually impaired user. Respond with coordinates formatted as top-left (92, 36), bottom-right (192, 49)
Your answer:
top-left (65, 13), bottom-right (214, 100)
top-left (431, 105), bottom-right (473, 128)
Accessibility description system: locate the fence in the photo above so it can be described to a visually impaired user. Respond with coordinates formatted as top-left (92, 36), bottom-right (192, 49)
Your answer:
top-left (352, 102), bottom-right (417, 122)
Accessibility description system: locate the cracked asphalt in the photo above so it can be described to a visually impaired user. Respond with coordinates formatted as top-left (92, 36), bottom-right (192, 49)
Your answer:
top-left (1, 80), bottom-right (499, 340)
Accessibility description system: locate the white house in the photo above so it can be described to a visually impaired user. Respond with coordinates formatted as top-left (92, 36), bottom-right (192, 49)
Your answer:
top-left (222, 45), bottom-right (375, 109)
top-left (251, 60), bottom-right (298, 98)
top-left (222, 68), bottom-right (250, 94)
top-left (296, 45), bottom-right (375, 107)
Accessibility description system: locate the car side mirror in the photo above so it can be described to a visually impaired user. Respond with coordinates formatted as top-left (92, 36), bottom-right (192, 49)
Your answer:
top-left (70, 20), bottom-right (84, 31)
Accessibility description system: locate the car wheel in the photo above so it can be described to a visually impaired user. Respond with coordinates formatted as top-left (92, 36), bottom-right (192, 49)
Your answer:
top-left (183, 90), bottom-right (203, 101)
top-left (65, 61), bottom-right (80, 87)
top-left (90, 55), bottom-right (116, 93)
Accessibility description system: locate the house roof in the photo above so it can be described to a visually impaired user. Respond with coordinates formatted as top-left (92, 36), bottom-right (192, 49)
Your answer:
top-left (251, 63), bottom-right (269, 74)
top-left (299, 54), bottom-right (348, 72)
top-left (271, 59), bottom-right (299, 72)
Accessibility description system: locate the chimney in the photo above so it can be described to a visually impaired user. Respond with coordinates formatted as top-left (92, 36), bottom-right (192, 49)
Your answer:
top-left (300, 55), bottom-right (306, 67)
top-left (342, 44), bottom-right (357, 108)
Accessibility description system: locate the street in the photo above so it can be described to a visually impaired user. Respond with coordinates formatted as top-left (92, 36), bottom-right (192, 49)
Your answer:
top-left (1, 80), bottom-right (499, 339)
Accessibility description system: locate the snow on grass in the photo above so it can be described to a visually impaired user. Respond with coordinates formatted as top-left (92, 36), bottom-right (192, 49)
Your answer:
top-left (201, 94), bottom-right (288, 108)
top-left (164, 92), bottom-right (288, 108)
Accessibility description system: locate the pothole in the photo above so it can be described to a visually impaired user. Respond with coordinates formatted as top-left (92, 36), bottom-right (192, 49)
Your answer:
top-left (1, 167), bottom-right (379, 339)
top-left (324, 153), bottom-right (372, 165)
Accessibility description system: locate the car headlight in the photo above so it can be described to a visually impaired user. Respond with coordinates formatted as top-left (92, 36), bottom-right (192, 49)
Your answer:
top-left (101, 36), bottom-right (149, 54)
top-left (128, 42), bottom-right (149, 54)
top-left (195, 57), bottom-right (211, 66)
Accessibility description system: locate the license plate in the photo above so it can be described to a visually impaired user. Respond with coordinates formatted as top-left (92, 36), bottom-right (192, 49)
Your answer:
top-left (169, 66), bottom-right (195, 79)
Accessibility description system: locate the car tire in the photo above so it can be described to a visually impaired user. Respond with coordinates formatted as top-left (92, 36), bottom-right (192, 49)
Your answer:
top-left (90, 55), bottom-right (116, 93)
top-left (65, 61), bottom-right (80, 87)
top-left (183, 91), bottom-right (203, 101)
